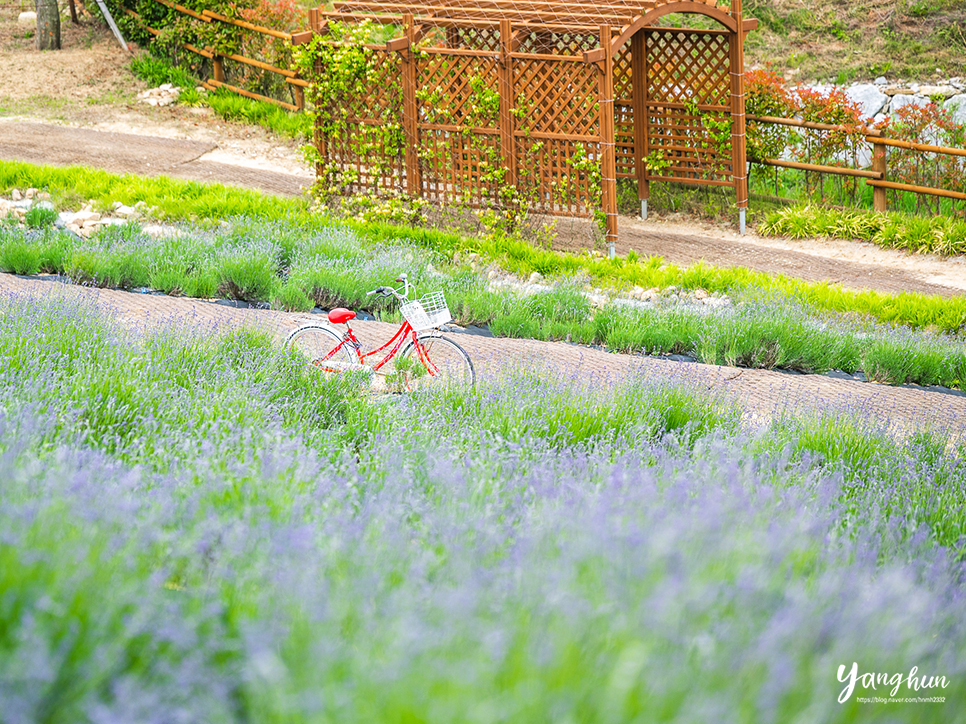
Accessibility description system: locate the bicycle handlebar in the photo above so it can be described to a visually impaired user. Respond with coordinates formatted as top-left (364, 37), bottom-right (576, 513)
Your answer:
top-left (365, 275), bottom-right (414, 302)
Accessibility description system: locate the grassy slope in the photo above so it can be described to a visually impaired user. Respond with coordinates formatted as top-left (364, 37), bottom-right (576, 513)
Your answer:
top-left (742, 0), bottom-right (966, 83)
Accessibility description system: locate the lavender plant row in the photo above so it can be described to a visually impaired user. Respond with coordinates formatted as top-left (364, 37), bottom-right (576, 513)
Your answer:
top-left (2, 294), bottom-right (966, 721)
top-left (7, 217), bottom-right (966, 391)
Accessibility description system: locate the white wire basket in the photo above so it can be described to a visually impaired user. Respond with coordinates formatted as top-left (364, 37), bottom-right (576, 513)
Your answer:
top-left (401, 291), bottom-right (452, 332)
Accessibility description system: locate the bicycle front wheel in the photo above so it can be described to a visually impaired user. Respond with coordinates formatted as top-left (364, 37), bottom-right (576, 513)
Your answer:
top-left (398, 334), bottom-right (475, 391)
top-left (285, 324), bottom-right (357, 374)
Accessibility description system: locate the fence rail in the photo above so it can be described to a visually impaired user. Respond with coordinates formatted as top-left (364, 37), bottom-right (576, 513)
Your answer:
top-left (747, 114), bottom-right (966, 214)
top-left (126, 0), bottom-right (307, 110)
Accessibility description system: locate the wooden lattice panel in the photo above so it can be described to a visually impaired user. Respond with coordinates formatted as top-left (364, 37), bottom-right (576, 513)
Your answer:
top-left (646, 30), bottom-right (730, 106)
top-left (516, 31), bottom-right (599, 56)
top-left (443, 26), bottom-right (502, 50)
top-left (643, 29), bottom-right (733, 185)
top-left (416, 53), bottom-right (499, 126)
top-left (319, 49), bottom-right (405, 195)
top-left (513, 59), bottom-right (598, 137)
top-left (613, 42), bottom-right (635, 179)
top-left (517, 136), bottom-right (598, 214)
top-left (416, 53), bottom-right (503, 206)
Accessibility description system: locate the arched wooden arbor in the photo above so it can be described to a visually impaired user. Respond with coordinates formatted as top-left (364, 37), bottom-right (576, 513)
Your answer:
top-left (299, 0), bottom-right (757, 253)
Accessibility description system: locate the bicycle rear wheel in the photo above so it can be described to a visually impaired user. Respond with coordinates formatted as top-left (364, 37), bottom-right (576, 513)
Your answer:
top-left (397, 334), bottom-right (475, 390)
top-left (285, 325), bottom-right (357, 373)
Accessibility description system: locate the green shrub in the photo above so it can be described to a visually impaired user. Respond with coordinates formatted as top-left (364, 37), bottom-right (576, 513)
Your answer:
top-left (0, 233), bottom-right (40, 275)
top-left (273, 280), bottom-right (315, 312)
top-left (24, 205), bottom-right (58, 229)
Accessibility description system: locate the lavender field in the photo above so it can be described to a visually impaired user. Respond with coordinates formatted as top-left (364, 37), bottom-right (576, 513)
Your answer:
top-left (2, 291), bottom-right (966, 723)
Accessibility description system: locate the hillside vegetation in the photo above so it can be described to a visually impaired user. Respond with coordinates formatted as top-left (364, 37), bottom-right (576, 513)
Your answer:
top-left (742, 0), bottom-right (966, 83)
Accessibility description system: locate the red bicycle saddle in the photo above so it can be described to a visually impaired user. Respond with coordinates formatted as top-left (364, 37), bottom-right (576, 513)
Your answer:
top-left (328, 308), bottom-right (357, 325)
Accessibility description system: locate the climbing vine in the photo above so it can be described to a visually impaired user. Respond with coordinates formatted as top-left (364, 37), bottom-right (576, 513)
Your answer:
top-left (294, 21), bottom-right (408, 214)
top-left (297, 26), bottom-right (605, 241)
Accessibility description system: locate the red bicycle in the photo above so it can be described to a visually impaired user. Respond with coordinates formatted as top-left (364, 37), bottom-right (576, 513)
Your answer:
top-left (285, 274), bottom-right (475, 390)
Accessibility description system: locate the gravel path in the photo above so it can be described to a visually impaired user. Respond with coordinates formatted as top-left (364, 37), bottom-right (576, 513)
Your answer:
top-left (6, 272), bottom-right (961, 438)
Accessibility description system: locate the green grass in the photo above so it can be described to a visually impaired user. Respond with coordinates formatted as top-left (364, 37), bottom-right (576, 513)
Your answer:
top-left (3, 159), bottom-right (963, 336)
top-left (129, 54), bottom-right (312, 139)
top-left (0, 160), bottom-right (305, 222)
top-left (761, 204), bottom-right (966, 257)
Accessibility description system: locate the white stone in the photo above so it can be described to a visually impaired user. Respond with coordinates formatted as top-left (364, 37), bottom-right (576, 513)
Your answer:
top-left (528, 271), bottom-right (542, 284)
top-left (919, 85), bottom-right (957, 100)
top-left (890, 94), bottom-right (931, 113)
top-left (947, 95), bottom-right (966, 126)
top-left (114, 205), bottom-right (137, 219)
top-left (845, 83), bottom-right (888, 120)
top-left (73, 210), bottom-right (101, 224)
top-left (25, 188), bottom-right (37, 199)
top-left (873, 76), bottom-right (887, 86)
top-left (694, 288), bottom-right (709, 300)
top-left (11, 189), bottom-right (22, 201)
top-left (17, 11), bottom-right (36, 27)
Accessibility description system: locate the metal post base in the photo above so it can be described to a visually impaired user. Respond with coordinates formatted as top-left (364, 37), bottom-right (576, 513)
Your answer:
top-left (608, 240), bottom-right (616, 259)
top-left (640, 199), bottom-right (648, 221)
top-left (739, 208), bottom-right (746, 235)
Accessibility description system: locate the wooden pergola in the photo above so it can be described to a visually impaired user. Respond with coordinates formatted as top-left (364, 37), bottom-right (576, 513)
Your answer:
top-left (299, 0), bottom-right (758, 253)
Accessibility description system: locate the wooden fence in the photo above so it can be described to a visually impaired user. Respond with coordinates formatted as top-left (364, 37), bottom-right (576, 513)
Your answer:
top-left (122, 0), bottom-right (308, 111)
top-left (748, 115), bottom-right (966, 214)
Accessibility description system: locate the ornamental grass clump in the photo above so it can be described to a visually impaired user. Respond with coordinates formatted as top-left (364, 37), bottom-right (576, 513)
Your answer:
top-left (65, 222), bottom-right (154, 289)
top-left (2, 294), bottom-right (966, 720)
top-left (0, 227), bottom-right (70, 275)
top-left (287, 228), bottom-right (442, 310)
top-left (213, 233), bottom-right (282, 303)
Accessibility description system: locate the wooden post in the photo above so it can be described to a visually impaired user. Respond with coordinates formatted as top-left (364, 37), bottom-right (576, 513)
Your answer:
top-left (400, 13), bottom-right (422, 197)
top-left (730, 0), bottom-right (749, 233)
top-left (872, 140), bottom-right (887, 212)
top-left (598, 25), bottom-right (618, 256)
top-left (68, 0), bottom-right (79, 25)
top-left (213, 56), bottom-right (225, 83)
top-left (498, 20), bottom-right (517, 190)
top-left (631, 29), bottom-right (648, 219)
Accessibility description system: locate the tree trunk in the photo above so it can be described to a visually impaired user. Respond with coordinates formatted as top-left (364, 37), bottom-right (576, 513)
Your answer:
top-left (35, 0), bottom-right (61, 51)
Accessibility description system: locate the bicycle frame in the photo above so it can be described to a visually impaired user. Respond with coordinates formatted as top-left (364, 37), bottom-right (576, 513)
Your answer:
top-left (317, 320), bottom-right (441, 377)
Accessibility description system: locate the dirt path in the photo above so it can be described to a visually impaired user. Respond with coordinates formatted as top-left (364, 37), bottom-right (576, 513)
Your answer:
top-left (3, 272), bottom-right (962, 438)
top-left (0, 120), bottom-right (310, 197)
